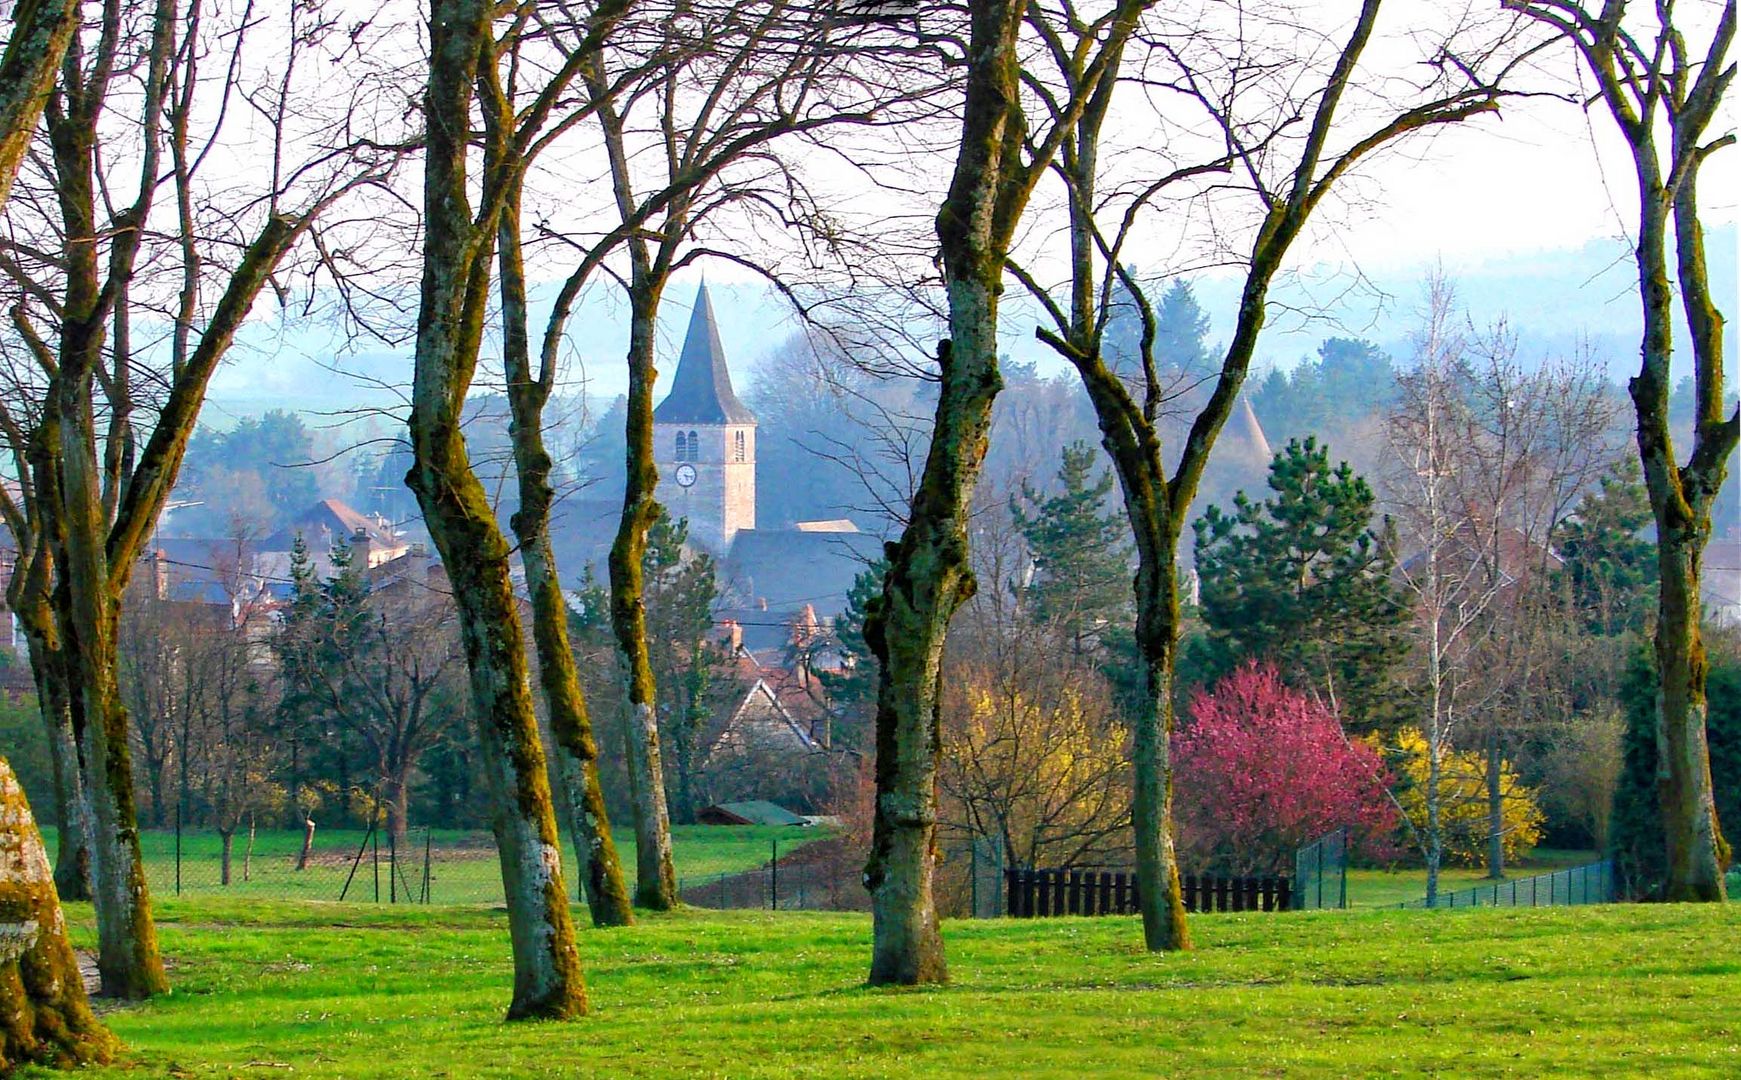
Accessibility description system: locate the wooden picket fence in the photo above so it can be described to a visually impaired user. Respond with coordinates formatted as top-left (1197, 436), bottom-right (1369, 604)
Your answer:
top-left (1005, 867), bottom-right (1293, 917)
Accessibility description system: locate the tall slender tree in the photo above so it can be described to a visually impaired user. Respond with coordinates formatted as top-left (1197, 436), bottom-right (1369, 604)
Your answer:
top-left (406, 0), bottom-right (632, 1019)
top-left (864, 0), bottom-right (1153, 983)
top-left (1, 0), bottom-right (394, 999)
top-left (1507, 0), bottom-right (1737, 902)
top-left (1012, 0), bottom-right (1517, 949)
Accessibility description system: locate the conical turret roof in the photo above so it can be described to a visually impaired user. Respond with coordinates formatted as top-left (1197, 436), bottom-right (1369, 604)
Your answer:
top-left (653, 283), bottom-right (756, 425)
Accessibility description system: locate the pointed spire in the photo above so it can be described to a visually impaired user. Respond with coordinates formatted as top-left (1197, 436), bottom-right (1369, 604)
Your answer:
top-left (653, 283), bottom-right (756, 425)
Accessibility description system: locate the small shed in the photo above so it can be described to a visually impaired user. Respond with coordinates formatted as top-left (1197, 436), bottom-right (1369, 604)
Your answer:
top-left (696, 800), bottom-right (811, 827)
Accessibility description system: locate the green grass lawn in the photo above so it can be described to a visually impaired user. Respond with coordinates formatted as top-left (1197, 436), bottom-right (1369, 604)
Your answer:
top-left (39, 825), bottom-right (815, 904)
top-left (38, 898), bottom-right (1739, 1078)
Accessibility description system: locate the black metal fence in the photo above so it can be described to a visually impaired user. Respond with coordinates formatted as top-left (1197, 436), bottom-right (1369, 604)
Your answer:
top-left (1005, 867), bottom-right (1294, 917)
top-left (1398, 858), bottom-right (1617, 909)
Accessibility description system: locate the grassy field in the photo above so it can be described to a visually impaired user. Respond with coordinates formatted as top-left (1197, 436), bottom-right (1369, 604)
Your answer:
top-left (39, 825), bottom-right (815, 904)
top-left (41, 897), bottom-right (1739, 1078)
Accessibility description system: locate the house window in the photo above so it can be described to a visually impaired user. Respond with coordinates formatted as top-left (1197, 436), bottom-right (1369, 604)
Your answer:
top-left (734, 430), bottom-right (746, 462)
top-left (675, 430), bottom-right (689, 461)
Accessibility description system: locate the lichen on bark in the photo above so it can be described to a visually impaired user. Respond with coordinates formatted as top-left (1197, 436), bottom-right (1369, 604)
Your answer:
top-left (0, 754), bottom-right (116, 1073)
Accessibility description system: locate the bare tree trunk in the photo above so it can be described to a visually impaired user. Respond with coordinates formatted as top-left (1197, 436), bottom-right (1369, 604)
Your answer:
top-left (1487, 730), bottom-right (1504, 880)
top-left (498, 179), bottom-right (633, 929)
top-left (608, 284), bottom-right (678, 912)
top-left (243, 814), bottom-right (256, 883)
top-left (1425, 721), bottom-right (1443, 904)
top-left (1634, 170), bottom-right (1731, 904)
top-left (384, 771), bottom-right (411, 855)
top-left (53, 579), bottom-right (166, 998)
top-left (1129, 565), bottom-right (1193, 950)
top-left (219, 828), bottom-right (234, 887)
top-left (296, 818), bottom-right (315, 871)
top-left (406, 0), bottom-right (587, 1019)
top-left (0, 754), bottom-right (115, 1072)
top-left (1507, 0), bottom-right (1736, 905)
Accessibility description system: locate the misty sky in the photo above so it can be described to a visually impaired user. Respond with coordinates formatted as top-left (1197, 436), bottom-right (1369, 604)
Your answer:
top-left (205, 11), bottom-right (1741, 426)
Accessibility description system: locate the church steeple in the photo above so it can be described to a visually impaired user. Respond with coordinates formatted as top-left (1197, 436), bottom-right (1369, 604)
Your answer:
top-left (654, 282), bottom-right (756, 425)
top-left (652, 283), bottom-right (757, 554)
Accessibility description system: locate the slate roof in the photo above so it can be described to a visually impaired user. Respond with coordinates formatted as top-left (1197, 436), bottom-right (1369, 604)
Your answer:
top-left (720, 527), bottom-right (884, 619)
top-left (697, 800), bottom-right (810, 826)
top-left (652, 283), bottom-right (756, 426)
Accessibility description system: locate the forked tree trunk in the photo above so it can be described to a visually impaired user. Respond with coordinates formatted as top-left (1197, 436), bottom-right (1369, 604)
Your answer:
top-left (498, 181), bottom-right (634, 929)
top-left (407, 0), bottom-right (587, 1019)
top-left (608, 284), bottom-right (678, 912)
top-left (0, 754), bottom-right (116, 1072)
top-left (406, 385), bottom-right (589, 1020)
top-left (1507, 0), bottom-right (1735, 911)
top-left (1630, 155), bottom-right (1732, 903)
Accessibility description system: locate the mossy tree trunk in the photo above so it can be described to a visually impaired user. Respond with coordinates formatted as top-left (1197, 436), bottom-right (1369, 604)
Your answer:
top-left (405, 0), bottom-right (593, 1019)
top-left (1506, 0), bottom-right (1735, 901)
top-left (498, 176), bottom-right (634, 929)
top-left (608, 277), bottom-right (680, 912)
top-left (0, 753), bottom-right (116, 1073)
top-left (861, 0), bottom-right (1135, 985)
top-left (0, 0), bottom-right (79, 210)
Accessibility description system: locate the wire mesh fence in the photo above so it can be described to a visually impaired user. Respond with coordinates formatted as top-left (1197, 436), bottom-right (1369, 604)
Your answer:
top-left (1293, 828), bottom-right (1349, 910)
top-left (43, 821), bottom-right (839, 906)
top-left (1397, 858), bottom-right (1617, 909)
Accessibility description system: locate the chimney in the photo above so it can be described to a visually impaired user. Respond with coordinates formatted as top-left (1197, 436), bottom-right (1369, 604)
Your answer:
top-left (757, 597), bottom-right (768, 612)
top-left (719, 619), bottom-right (743, 653)
top-left (153, 549), bottom-right (169, 600)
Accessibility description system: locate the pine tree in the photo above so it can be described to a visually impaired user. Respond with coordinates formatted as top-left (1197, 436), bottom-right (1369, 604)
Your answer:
top-left (1193, 437), bottom-right (1408, 732)
top-left (1010, 442), bottom-right (1132, 650)
top-left (642, 512), bottom-right (729, 824)
top-left (1152, 278), bottom-right (1212, 377)
top-left (817, 560), bottom-right (888, 750)
top-left (1554, 460), bottom-right (1657, 636)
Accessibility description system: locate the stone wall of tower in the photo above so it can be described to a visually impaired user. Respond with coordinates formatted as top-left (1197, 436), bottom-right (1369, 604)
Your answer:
top-left (654, 422), bottom-right (755, 554)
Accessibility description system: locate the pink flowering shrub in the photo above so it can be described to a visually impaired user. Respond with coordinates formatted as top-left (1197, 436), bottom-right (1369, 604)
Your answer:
top-left (1174, 662), bottom-right (1399, 875)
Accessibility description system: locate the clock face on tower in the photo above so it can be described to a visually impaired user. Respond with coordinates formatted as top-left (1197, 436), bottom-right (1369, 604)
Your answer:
top-left (674, 463), bottom-right (698, 488)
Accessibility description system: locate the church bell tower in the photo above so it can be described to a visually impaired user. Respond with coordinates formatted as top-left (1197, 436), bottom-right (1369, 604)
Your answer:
top-left (652, 283), bottom-right (756, 553)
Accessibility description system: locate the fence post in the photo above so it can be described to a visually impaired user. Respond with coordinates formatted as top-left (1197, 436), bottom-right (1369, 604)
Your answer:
top-left (372, 813), bottom-right (380, 904)
top-left (175, 802), bottom-right (183, 898)
top-left (423, 828), bottom-right (432, 903)
top-left (770, 838), bottom-right (778, 911)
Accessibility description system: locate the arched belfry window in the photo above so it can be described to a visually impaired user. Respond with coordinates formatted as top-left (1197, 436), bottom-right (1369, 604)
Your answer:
top-left (675, 430), bottom-right (689, 461)
top-left (687, 430), bottom-right (700, 461)
top-left (734, 430), bottom-right (746, 462)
